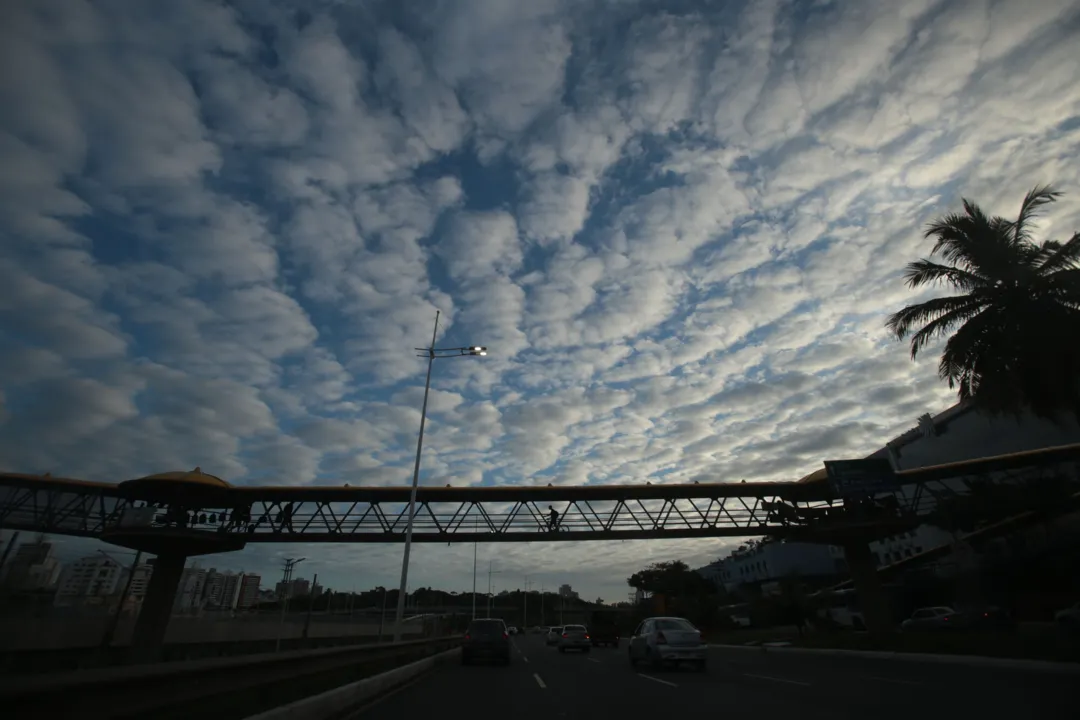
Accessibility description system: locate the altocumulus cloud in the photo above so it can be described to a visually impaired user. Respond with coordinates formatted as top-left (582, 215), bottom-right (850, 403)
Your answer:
top-left (1, 0), bottom-right (1079, 601)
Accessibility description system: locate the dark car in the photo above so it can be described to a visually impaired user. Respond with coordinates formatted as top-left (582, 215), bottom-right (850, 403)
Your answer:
top-left (462, 618), bottom-right (511, 665)
top-left (956, 606), bottom-right (1015, 631)
top-left (589, 611), bottom-right (620, 647)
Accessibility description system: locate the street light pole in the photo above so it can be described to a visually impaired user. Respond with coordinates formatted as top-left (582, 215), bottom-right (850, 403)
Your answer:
top-left (394, 312), bottom-right (439, 643)
top-left (471, 515), bottom-right (478, 620)
top-left (523, 577), bottom-right (533, 630)
top-left (393, 312), bottom-right (487, 642)
top-left (487, 561), bottom-right (501, 617)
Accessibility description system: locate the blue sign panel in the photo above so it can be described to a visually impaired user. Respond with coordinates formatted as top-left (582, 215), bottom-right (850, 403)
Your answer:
top-left (823, 458), bottom-right (899, 497)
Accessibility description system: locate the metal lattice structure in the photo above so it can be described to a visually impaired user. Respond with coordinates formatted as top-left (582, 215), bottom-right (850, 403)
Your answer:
top-left (1, 443), bottom-right (1078, 544)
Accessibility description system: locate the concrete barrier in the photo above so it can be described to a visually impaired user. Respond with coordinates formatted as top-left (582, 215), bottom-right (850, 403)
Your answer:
top-left (241, 647), bottom-right (459, 720)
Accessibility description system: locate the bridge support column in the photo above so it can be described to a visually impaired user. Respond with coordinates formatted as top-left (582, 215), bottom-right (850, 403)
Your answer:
top-left (842, 539), bottom-right (892, 636)
top-left (131, 551), bottom-right (187, 662)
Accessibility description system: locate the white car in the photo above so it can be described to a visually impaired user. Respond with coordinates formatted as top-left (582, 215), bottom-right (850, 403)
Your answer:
top-left (1055, 602), bottom-right (1080, 629)
top-left (506, 626), bottom-right (519, 635)
top-left (546, 626), bottom-right (564, 645)
top-left (558, 624), bottom-right (591, 653)
top-left (628, 616), bottom-right (707, 671)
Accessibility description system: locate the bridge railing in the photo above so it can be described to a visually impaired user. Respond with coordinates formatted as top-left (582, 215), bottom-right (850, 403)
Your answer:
top-left (0, 635), bottom-right (462, 720)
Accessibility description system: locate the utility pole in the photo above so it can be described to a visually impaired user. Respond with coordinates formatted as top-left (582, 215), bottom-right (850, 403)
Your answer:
top-left (523, 577), bottom-right (533, 630)
top-left (275, 557), bottom-right (305, 652)
top-left (302, 572), bottom-right (318, 641)
top-left (487, 561), bottom-right (501, 618)
top-left (472, 515), bottom-right (478, 620)
top-left (378, 587), bottom-right (388, 642)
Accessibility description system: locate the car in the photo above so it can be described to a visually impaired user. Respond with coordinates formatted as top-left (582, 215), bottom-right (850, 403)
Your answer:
top-left (1054, 602), bottom-right (1080, 629)
top-left (546, 626), bottom-right (564, 645)
top-left (957, 605), bottom-right (1015, 631)
top-left (462, 618), bottom-right (511, 665)
top-left (900, 606), bottom-right (957, 632)
top-left (558, 624), bottom-right (591, 653)
top-left (589, 611), bottom-right (620, 647)
top-left (628, 616), bottom-right (707, 671)
top-left (507, 626), bottom-right (519, 635)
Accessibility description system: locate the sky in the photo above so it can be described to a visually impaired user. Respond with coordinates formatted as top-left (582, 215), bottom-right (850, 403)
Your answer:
top-left (1, 0), bottom-right (1079, 604)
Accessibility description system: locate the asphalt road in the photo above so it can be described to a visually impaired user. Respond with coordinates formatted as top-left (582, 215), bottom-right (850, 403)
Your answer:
top-left (351, 635), bottom-right (1077, 719)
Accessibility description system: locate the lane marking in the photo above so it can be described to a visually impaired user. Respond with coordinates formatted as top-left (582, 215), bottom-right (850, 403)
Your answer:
top-left (534, 673), bottom-right (547, 689)
top-left (865, 675), bottom-right (923, 686)
top-left (588, 658), bottom-right (601, 663)
top-left (742, 673), bottom-right (811, 687)
top-left (638, 673), bottom-right (678, 687)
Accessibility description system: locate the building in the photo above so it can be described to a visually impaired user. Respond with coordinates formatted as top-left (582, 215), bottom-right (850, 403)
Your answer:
top-left (236, 573), bottom-right (261, 609)
top-left (275, 577), bottom-right (311, 599)
top-left (826, 524), bottom-right (954, 570)
top-left (127, 563), bottom-right (153, 599)
top-left (174, 565), bottom-right (208, 612)
top-left (220, 571), bottom-right (244, 609)
top-left (700, 540), bottom-right (841, 593)
top-left (558, 584), bottom-right (579, 600)
top-left (202, 569), bottom-right (227, 607)
top-left (55, 555), bottom-right (124, 605)
top-left (0, 540), bottom-right (62, 591)
top-left (871, 401), bottom-right (1080, 471)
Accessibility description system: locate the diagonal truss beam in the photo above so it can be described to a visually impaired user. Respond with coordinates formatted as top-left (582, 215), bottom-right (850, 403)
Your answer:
top-left (1, 445), bottom-right (1077, 543)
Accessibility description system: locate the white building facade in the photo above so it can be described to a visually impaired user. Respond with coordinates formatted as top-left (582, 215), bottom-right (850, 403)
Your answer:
top-left (700, 541), bottom-right (841, 593)
top-left (55, 555), bottom-right (123, 605)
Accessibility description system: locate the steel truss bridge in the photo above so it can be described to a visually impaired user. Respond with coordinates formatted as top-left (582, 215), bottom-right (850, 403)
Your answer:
top-left (1, 445), bottom-right (1078, 545)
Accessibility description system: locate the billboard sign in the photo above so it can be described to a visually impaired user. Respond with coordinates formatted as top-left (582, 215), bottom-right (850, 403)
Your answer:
top-left (823, 458), bottom-right (899, 497)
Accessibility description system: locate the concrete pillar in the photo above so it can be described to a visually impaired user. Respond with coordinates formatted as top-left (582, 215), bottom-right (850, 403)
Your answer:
top-left (130, 551), bottom-right (187, 662)
top-left (842, 538), bottom-right (893, 636)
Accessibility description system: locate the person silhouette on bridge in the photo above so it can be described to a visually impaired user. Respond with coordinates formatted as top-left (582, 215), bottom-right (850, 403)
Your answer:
top-left (548, 506), bottom-right (560, 532)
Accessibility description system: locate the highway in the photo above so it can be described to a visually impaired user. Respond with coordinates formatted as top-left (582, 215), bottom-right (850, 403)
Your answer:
top-left (351, 635), bottom-right (1077, 719)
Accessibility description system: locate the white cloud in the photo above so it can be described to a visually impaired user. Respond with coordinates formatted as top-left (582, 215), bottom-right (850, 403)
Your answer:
top-left (2, 0), bottom-right (1079, 604)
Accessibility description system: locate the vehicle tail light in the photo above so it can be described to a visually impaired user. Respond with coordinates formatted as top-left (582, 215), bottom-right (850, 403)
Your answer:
top-left (585, 635), bottom-right (590, 639)
top-left (562, 633), bottom-right (568, 638)
top-left (983, 612), bottom-right (989, 618)
top-left (503, 632), bottom-right (508, 639)
top-left (656, 632), bottom-right (667, 644)
top-left (465, 634), bottom-right (471, 640)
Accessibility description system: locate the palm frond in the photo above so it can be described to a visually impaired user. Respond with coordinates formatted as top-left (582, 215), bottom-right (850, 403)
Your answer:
top-left (902, 259), bottom-right (991, 292)
top-left (925, 209), bottom-right (1013, 277)
top-left (906, 302), bottom-right (985, 360)
top-left (1035, 231), bottom-right (1080, 276)
top-left (885, 294), bottom-right (984, 342)
top-left (1012, 184), bottom-right (1061, 245)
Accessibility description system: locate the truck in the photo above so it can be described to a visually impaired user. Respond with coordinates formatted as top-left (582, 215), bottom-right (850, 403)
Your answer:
top-left (588, 610), bottom-right (621, 647)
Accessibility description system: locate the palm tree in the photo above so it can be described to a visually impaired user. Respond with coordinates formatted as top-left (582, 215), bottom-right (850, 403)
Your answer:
top-left (886, 185), bottom-right (1080, 422)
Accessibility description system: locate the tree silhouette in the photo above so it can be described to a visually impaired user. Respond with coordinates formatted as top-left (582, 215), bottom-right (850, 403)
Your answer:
top-left (886, 185), bottom-right (1080, 421)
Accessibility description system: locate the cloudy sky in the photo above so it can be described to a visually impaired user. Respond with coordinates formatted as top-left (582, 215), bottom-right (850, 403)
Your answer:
top-left (2, 0), bottom-right (1079, 604)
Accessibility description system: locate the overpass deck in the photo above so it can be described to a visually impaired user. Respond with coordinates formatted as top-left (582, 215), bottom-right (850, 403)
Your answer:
top-left (1, 444), bottom-right (1077, 544)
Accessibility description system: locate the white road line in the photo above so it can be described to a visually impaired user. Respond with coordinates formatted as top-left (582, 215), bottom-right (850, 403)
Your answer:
top-left (534, 673), bottom-right (547, 689)
top-left (587, 658), bottom-right (601, 663)
top-left (742, 673), bottom-right (812, 687)
top-left (637, 673), bottom-right (678, 687)
top-left (865, 675), bottom-right (923, 686)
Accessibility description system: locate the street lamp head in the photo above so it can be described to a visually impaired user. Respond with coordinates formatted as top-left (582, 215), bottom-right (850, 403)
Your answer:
top-left (468, 346), bottom-right (487, 356)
